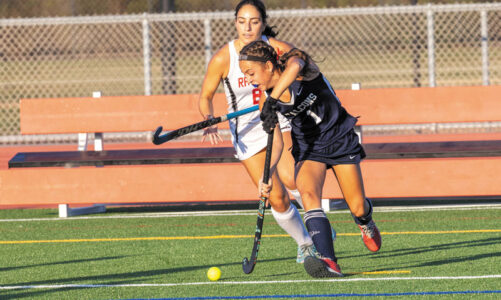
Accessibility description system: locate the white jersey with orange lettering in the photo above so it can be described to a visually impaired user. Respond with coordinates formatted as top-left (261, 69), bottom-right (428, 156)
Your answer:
top-left (222, 36), bottom-right (290, 161)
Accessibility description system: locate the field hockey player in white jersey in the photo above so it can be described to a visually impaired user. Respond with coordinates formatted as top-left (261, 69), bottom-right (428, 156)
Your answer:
top-left (198, 0), bottom-right (320, 263)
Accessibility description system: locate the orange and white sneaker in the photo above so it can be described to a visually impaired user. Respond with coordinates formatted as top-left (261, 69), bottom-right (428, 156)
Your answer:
top-left (358, 219), bottom-right (381, 252)
top-left (304, 256), bottom-right (343, 278)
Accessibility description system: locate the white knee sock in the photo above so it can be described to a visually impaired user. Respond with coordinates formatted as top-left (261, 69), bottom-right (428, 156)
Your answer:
top-left (271, 204), bottom-right (312, 247)
top-left (288, 189), bottom-right (304, 209)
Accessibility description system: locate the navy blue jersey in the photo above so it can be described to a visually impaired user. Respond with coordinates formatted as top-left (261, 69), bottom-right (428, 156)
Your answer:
top-left (276, 73), bottom-right (357, 146)
top-left (275, 73), bottom-right (364, 164)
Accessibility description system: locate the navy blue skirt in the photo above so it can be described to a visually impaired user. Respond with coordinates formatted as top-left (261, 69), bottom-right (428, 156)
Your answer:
top-left (291, 128), bottom-right (366, 167)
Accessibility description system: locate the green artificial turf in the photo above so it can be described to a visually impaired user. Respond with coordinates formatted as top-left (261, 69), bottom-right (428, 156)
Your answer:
top-left (0, 205), bottom-right (500, 299)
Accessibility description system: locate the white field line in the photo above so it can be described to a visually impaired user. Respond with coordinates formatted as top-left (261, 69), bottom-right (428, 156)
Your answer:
top-left (1, 274), bottom-right (501, 290)
top-left (373, 203), bottom-right (501, 213)
top-left (1, 203), bottom-right (501, 222)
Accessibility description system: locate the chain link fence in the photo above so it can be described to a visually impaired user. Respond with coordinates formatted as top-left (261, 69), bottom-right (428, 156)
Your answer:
top-left (4, 1), bottom-right (493, 17)
top-left (1, 3), bottom-right (500, 141)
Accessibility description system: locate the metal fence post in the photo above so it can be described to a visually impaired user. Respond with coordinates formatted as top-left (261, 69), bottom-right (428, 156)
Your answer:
top-left (481, 9), bottom-right (490, 86)
top-left (142, 13), bottom-right (152, 96)
top-left (427, 5), bottom-right (436, 87)
top-left (204, 18), bottom-right (212, 69)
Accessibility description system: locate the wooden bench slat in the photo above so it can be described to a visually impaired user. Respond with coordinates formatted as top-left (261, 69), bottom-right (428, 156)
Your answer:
top-left (9, 140), bottom-right (501, 168)
top-left (20, 94), bottom-right (230, 134)
top-left (8, 147), bottom-right (238, 168)
top-left (19, 85), bottom-right (501, 135)
top-left (337, 85), bottom-right (501, 125)
top-left (3, 157), bottom-right (501, 206)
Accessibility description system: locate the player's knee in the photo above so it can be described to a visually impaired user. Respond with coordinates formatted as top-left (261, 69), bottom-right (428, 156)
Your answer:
top-left (349, 199), bottom-right (366, 217)
top-left (298, 190), bottom-right (320, 206)
top-left (268, 196), bottom-right (289, 212)
top-left (268, 189), bottom-right (290, 212)
top-left (270, 201), bottom-right (289, 213)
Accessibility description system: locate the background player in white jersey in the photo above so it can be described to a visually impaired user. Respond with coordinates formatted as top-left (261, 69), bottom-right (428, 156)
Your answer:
top-left (198, 0), bottom-right (315, 262)
top-left (239, 41), bottom-right (382, 278)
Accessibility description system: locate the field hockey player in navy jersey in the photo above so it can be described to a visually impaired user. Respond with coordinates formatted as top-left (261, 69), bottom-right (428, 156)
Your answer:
top-left (239, 40), bottom-right (382, 278)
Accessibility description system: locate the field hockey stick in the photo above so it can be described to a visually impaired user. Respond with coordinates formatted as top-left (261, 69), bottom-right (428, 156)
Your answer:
top-left (242, 129), bottom-right (274, 274)
top-left (152, 104), bottom-right (259, 145)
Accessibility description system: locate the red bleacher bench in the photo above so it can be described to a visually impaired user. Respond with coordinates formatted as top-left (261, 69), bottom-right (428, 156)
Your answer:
top-left (2, 85), bottom-right (501, 216)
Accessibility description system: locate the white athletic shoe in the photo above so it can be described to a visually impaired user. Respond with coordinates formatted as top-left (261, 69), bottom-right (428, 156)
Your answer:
top-left (296, 243), bottom-right (320, 263)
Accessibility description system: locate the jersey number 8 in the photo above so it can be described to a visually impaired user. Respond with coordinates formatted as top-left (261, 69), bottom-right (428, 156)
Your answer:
top-left (252, 88), bottom-right (262, 105)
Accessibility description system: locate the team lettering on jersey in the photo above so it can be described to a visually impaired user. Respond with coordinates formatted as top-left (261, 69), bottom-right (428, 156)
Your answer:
top-left (284, 93), bottom-right (318, 117)
top-left (237, 76), bottom-right (262, 104)
top-left (238, 77), bottom-right (250, 88)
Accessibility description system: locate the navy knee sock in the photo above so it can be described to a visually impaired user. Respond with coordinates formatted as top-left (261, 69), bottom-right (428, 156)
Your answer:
top-left (353, 198), bottom-right (373, 225)
top-left (304, 208), bottom-right (336, 261)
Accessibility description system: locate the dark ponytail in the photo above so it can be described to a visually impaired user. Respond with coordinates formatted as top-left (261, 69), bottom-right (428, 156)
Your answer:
top-left (263, 25), bottom-right (278, 38)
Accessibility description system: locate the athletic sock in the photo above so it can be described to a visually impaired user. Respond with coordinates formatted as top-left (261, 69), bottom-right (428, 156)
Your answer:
top-left (288, 189), bottom-right (304, 209)
top-left (271, 204), bottom-right (312, 247)
top-left (304, 208), bottom-right (336, 261)
top-left (353, 198), bottom-right (373, 225)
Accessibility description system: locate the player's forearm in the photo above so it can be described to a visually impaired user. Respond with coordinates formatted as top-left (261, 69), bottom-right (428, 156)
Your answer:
top-left (269, 58), bottom-right (304, 101)
top-left (199, 95), bottom-right (215, 119)
top-left (268, 126), bottom-right (284, 174)
top-left (198, 58), bottom-right (223, 119)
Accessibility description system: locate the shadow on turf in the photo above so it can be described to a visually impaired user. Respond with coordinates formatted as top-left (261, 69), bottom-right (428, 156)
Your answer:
top-left (95, 197), bottom-right (501, 215)
top-left (0, 255), bottom-right (300, 299)
top-left (0, 255), bottom-right (129, 272)
top-left (0, 281), bottom-right (142, 300)
top-left (339, 236), bottom-right (501, 273)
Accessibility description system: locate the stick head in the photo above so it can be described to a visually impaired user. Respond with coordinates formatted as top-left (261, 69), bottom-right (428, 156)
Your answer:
top-left (242, 257), bottom-right (255, 274)
top-left (152, 126), bottom-right (163, 145)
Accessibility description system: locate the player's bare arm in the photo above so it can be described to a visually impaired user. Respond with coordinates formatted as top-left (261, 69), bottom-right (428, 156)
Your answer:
top-left (269, 56), bottom-right (305, 102)
top-left (199, 45), bottom-right (230, 144)
top-left (199, 45), bottom-right (230, 117)
top-left (268, 37), bottom-right (294, 56)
